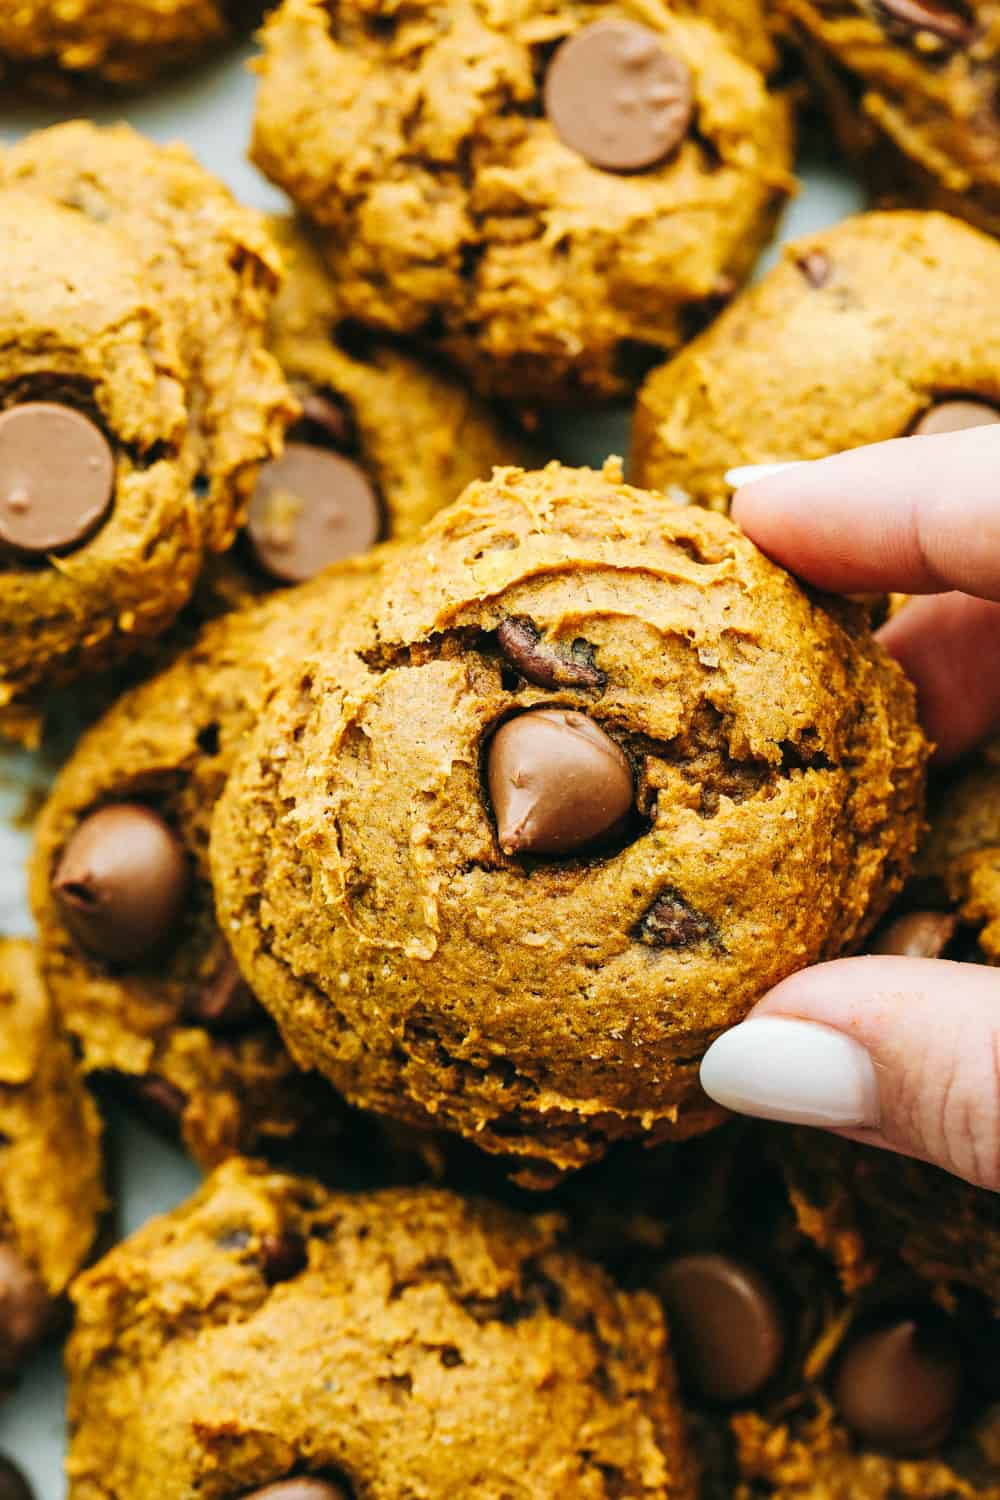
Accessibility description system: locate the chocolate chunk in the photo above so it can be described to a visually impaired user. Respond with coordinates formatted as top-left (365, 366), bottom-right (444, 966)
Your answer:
top-left (487, 708), bottom-right (634, 856)
top-left (247, 442), bottom-right (381, 583)
top-left (496, 618), bottom-right (605, 692)
top-left (912, 399), bottom-right (1000, 436)
top-left (0, 402), bottom-right (114, 556)
top-left (260, 1231), bottom-right (308, 1285)
top-left (54, 803), bottom-right (189, 964)
top-left (656, 1253), bottom-right (786, 1403)
top-left (185, 950), bottom-right (259, 1031)
top-left (637, 889), bottom-right (715, 949)
top-left (0, 1455), bottom-right (33, 1500)
top-left (0, 1243), bottom-right (51, 1376)
top-left (544, 20), bottom-right (693, 173)
top-left (834, 1313), bottom-right (963, 1453)
top-left (876, 0), bottom-right (974, 43)
top-left (870, 910), bottom-right (957, 957)
top-left (242, 1483), bottom-right (349, 1500)
top-left (796, 250), bottom-right (831, 288)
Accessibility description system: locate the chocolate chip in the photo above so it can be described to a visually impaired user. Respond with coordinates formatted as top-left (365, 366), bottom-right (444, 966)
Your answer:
top-left (487, 708), bottom-right (634, 856)
top-left (637, 888), bottom-right (716, 949)
top-left (876, 0), bottom-right (974, 43)
top-left (911, 399), bottom-right (1000, 436)
top-left (870, 910), bottom-right (958, 958)
top-left (184, 950), bottom-right (259, 1031)
top-left (496, 618), bottom-right (605, 692)
top-left (656, 1253), bottom-right (786, 1403)
top-left (0, 1244), bottom-right (51, 1376)
top-left (296, 389), bottom-right (356, 451)
top-left (0, 402), bottom-right (114, 556)
top-left (544, 20), bottom-right (693, 173)
top-left (260, 1231), bottom-right (307, 1285)
top-left (241, 1483), bottom-right (349, 1500)
top-left (796, 250), bottom-right (831, 288)
top-left (247, 442), bottom-right (381, 584)
top-left (54, 803), bottom-right (189, 964)
top-left (0, 1455), bottom-right (33, 1500)
top-left (834, 1312), bottom-right (963, 1453)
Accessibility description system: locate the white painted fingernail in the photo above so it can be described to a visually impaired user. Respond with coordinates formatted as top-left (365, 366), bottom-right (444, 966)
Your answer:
top-left (700, 1016), bottom-right (880, 1128)
top-left (725, 461), bottom-right (807, 488)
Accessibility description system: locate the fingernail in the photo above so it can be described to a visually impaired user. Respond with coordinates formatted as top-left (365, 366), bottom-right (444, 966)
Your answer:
top-left (700, 1016), bottom-right (880, 1128)
top-left (725, 461), bottom-right (807, 488)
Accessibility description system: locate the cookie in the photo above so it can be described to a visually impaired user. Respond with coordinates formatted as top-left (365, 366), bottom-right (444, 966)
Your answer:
top-left (632, 211), bottom-right (1000, 510)
top-left (205, 215), bottom-right (534, 610)
top-left (0, 939), bottom-right (105, 1384)
top-left (65, 1158), bottom-right (696, 1499)
top-left (30, 554), bottom-right (388, 1169)
top-left (211, 459), bottom-right (928, 1182)
top-left (774, 0), bottom-right (1000, 238)
top-left (0, 0), bottom-right (257, 91)
top-left (250, 0), bottom-right (794, 403)
top-left (910, 738), bottom-right (1000, 962)
top-left (0, 123), bottom-right (293, 742)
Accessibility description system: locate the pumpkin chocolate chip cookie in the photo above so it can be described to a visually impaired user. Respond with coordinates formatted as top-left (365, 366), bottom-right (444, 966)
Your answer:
top-left (0, 122), bottom-right (293, 741)
top-left (65, 1158), bottom-right (696, 1500)
top-left (0, 939), bottom-right (105, 1385)
top-left (30, 555), bottom-right (387, 1169)
top-left (206, 215), bottom-right (535, 611)
top-left (211, 460), bottom-right (928, 1182)
top-left (631, 211), bottom-right (1000, 511)
top-left (250, 0), bottom-right (794, 404)
top-left (773, 0), bottom-right (1000, 238)
top-left (0, 0), bottom-right (258, 92)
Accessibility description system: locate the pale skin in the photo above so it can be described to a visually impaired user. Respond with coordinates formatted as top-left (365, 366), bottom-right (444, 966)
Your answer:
top-left (698, 427), bottom-right (1000, 1191)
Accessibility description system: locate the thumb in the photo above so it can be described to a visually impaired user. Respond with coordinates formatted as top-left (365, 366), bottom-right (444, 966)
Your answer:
top-left (699, 956), bottom-right (1000, 1191)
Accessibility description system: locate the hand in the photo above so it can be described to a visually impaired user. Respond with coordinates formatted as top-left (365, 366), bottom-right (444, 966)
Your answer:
top-left (699, 428), bottom-right (1000, 1190)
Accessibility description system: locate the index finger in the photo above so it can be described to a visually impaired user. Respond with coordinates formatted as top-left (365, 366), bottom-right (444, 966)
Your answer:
top-left (731, 428), bottom-right (1000, 602)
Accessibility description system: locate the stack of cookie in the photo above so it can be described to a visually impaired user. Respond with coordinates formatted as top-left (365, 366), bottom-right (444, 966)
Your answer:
top-left (2, 0), bottom-right (1000, 1495)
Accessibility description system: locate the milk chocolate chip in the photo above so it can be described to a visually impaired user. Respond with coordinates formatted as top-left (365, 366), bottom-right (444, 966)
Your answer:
top-left (242, 1482), bottom-right (349, 1500)
top-left (912, 399), bottom-right (1000, 435)
top-left (544, 20), bottom-right (693, 173)
top-left (871, 910), bottom-right (957, 957)
top-left (834, 1312), bottom-right (963, 1453)
top-left (0, 1455), bottom-right (33, 1500)
top-left (247, 443), bottom-right (381, 583)
top-left (54, 803), bottom-right (189, 964)
top-left (0, 402), bottom-right (114, 556)
top-left (487, 708), bottom-right (634, 856)
top-left (656, 1253), bottom-right (786, 1403)
top-left (0, 1244), bottom-right (51, 1376)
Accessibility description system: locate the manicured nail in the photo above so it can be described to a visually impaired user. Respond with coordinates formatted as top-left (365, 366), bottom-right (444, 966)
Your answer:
top-left (725, 461), bottom-right (807, 488)
top-left (699, 1016), bottom-right (880, 1129)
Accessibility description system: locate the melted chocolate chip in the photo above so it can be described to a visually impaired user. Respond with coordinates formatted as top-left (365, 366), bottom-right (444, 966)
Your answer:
top-left (637, 889), bottom-right (716, 949)
top-left (0, 402), bottom-right (114, 557)
top-left (260, 1232), bottom-right (307, 1285)
top-left (796, 250), bottom-right (831, 288)
top-left (241, 1483), bottom-right (350, 1500)
top-left (870, 910), bottom-right (957, 958)
top-left (0, 1244), bottom-right (51, 1376)
top-left (185, 950), bottom-right (259, 1031)
top-left (834, 1311), bottom-right (963, 1453)
top-left (496, 618), bottom-right (605, 692)
top-left (911, 399), bottom-right (1000, 436)
top-left (657, 1253), bottom-right (786, 1403)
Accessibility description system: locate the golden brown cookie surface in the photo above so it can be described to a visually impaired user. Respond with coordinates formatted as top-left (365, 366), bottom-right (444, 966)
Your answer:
top-left (66, 1159), bottom-right (695, 1500)
top-left (211, 461), bottom-right (928, 1180)
top-left (632, 211), bottom-right (1000, 511)
top-left (251, 0), bottom-right (794, 403)
top-left (0, 939), bottom-right (105, 1384)
top-left (30, 556), bottom-right (387, 1169)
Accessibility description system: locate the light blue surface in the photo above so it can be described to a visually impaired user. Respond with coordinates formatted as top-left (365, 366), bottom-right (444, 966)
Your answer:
top-left (0, 42), bottom-right (864, 1492)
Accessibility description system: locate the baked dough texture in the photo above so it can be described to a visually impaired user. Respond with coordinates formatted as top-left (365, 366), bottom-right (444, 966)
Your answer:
top-left (0, 123), bottom-right (293, 739)
top-left (250, 0), bottom-right (794, 403)
top-left (0, 939), bottom-right (105, 1373)
top-left (0, 0), bottom-right (256, 90)
top-left (65, 1159), bottom-right (696, 1500)
top-left (631, 211), bottom-right (1000, 510)
top-left (31, 555), bottom-right (387, 1168)
top-left (211, 461), bottom-right (928, 1181)
top-left (913, 737), bottom-right (1000, 962)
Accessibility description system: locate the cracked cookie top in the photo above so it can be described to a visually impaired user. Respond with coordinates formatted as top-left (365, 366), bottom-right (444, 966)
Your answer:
top-left (211, 460), bottom-right (928, 1181)
top-left (250, 0), bottom-right (793, 403)
top-left (66, 1158), bottom-right (695, 1500)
